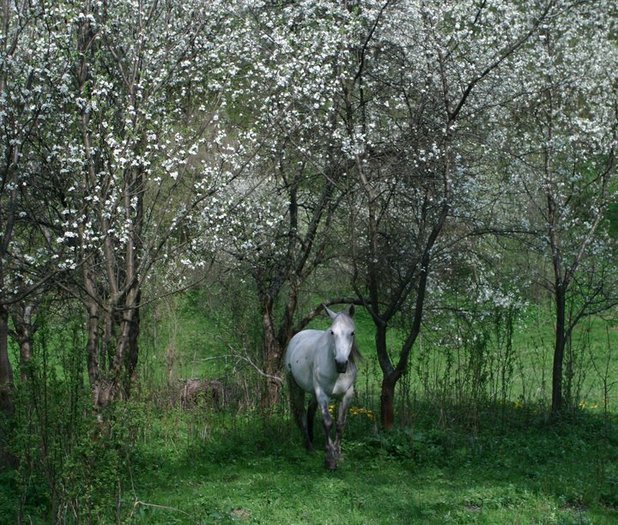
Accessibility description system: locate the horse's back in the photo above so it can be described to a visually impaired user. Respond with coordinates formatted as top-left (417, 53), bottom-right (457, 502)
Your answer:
top-left (285, 329), bottom-right (323, 393)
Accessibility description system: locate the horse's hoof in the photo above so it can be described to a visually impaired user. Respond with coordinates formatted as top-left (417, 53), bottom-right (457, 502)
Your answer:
top-left (325, 458), bottom-right (337, 470)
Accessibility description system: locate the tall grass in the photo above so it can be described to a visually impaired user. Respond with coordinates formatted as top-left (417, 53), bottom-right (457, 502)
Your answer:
top-left (135, 290), bottom-right (618, 427)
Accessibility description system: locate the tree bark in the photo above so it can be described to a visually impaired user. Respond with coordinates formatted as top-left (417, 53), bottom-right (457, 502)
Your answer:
top-left (124, 290), bottom-right (141, 397)
top-left (374, 322), bottom-right (400, 430)
top-left (551, 284), bottom-right (566, 414)
top-left (380, 373), bottom-right (400, 431)
top-left (260, 297), bottom-right (283, 408)
top-left (10, 304), bottom-right (34, 382)
top-left (0, 304), bottom-right (13, 416)
top-left (0, 303), bottom-right (16, 468)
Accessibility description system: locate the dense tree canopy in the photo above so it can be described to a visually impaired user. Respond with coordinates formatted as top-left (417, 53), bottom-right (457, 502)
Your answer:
top-left (1, 0), bottom-right (616, 422)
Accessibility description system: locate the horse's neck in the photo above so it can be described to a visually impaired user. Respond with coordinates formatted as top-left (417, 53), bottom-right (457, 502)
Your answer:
top-left (350, 341), bottom-right (361, 364)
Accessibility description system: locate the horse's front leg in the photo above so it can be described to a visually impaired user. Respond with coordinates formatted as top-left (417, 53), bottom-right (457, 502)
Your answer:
top-left (316, 394), bottom-right (337, 470)
top-left (334, 387), bottom-right (354, 458)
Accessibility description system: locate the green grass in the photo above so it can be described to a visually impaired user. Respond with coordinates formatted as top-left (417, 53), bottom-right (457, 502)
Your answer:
top-left (111, 297), bottom-right (617, 524)
top-left (6, 403), bottom-right (618, 524)
top-left (514, 306), bottom-right (618, 409)
top-left (116, 407), bottom-right (617, 525)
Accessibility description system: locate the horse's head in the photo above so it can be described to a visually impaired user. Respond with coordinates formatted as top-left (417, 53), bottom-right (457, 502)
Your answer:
top-left (325, 305), bottom-right (356, 374)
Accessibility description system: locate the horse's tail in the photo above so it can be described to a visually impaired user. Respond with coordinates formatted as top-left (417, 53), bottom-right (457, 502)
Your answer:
top-left (287, 372), bottom-right (305, 428)
top-left (287, 369), bottom-right (316, 450)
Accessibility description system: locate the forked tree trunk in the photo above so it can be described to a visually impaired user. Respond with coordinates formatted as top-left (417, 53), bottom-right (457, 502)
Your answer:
top-left (84, 269), bottom-right (143, 410)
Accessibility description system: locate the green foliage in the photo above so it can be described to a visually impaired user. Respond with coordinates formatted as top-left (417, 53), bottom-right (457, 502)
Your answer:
top-left (607, 202), bottom-right (618, 238)
top-left (1, 294), bottom-right (617, 524)
top-left (0, 311), bottom-right (149, 524)
top-left (6, 385), bottom-right (150, 524)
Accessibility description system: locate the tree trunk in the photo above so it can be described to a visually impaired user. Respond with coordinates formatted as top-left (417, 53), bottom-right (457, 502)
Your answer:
top-left (0, 304), bottom-right (13, 415)
top-left (380, 373), bottom-right (400, 430)
top-left (11, 304), bottom-right (34, 382)
top-left (0, 304), bottom-right (16, 468)
top-left (112, 287), bottom-right (141, 400)
top-left (124, 290), bottom-right (141, 397)
top-left (84, 264), bottom-right (104, 408)
top-left (260, 297), bottom-right (283, 408)
top-left (551, 285), bottom-right (567, 414)
top-left (374, 322), bottom-right (400, 430)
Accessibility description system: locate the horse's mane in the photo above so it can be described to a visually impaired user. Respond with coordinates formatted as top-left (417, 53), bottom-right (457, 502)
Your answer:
top-left (350, 340), bottom-right (363, 364)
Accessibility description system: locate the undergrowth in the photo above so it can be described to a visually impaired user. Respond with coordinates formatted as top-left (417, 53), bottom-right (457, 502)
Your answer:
top-left (2, 389), bottom-right (617, 524)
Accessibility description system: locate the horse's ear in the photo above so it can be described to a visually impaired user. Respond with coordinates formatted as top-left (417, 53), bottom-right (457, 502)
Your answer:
top-left (347, 304), bottom-right (355, 318)
top-left (324, 305), bottom-right (337, 320)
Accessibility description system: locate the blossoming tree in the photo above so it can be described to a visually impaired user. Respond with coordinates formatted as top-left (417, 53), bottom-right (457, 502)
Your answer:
top-left (492, 0), bottom-right (617, 413)
top-left (2, 0), bottom-right (245, 410)
top-left (331, 0), bottom-right (569, 428)
top-left (199, 1), bottom-right (365, 405)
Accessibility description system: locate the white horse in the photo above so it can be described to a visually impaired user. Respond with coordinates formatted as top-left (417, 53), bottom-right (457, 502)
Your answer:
top-left (284, 305), bottom-right (360, 470)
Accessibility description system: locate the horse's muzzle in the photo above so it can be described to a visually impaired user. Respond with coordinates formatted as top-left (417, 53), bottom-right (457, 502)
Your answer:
top-left (335, 360), bottom-right (348, 374)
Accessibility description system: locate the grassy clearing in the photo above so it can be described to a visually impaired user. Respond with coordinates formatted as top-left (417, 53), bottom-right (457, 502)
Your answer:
top-left (118, 406), bottom-right (617, 525)
top-left (514, 306), bottom-right (618, 410)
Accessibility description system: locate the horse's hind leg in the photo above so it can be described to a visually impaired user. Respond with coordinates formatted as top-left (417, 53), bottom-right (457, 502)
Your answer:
top-left (288, 375), bottom-right (313, 451)
top-left (307, 397), bottom-right (318, 445)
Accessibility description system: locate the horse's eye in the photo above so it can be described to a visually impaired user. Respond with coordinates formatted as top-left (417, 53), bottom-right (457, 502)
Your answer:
top-left (351, 332), bottom-right (355, 336)
top-left (330, 330), bottom-right (334, 335)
